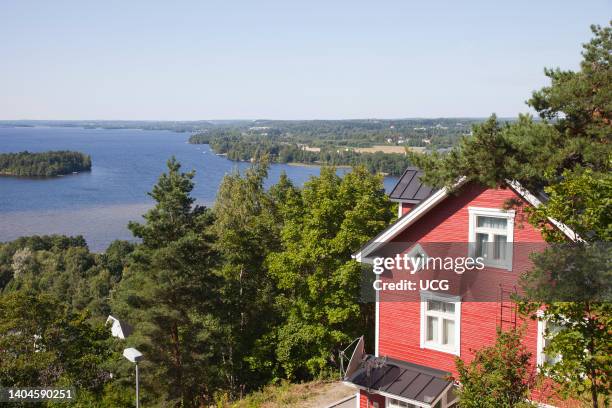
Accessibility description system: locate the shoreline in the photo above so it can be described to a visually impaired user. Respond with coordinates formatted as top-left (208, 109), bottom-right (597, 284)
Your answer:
top-left (286, 162), bottom-right (353, 169)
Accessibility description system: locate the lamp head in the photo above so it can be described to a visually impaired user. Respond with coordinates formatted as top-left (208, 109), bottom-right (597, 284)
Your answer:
top-left (123, 347), bottom-right (143, 363)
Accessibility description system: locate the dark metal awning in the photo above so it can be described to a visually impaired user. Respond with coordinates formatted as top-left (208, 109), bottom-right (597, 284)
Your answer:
top-left (389, 167), bottom-right (438, 204)
top-left (345, 355), bottom-right (453, 407)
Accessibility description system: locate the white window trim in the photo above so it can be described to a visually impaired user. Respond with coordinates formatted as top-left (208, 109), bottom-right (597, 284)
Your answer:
top-left (385, 381), bottom-right (455, 408)
top-left (384, 395), bottom-right (429, 408)
top-left (536, 310), bottom-right (563, 369)
top-left (420, 291), bottom-right (461, 356)
top-left (468, 207), bottom-right (515, 271)
top-left (536, 310), bottom-right (546, 368)
top-left (375, 289), bottom-right (380, 357)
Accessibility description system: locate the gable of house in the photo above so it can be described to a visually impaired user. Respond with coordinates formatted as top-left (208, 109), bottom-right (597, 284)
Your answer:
top-left (376, 184), bottom-right (545, 372)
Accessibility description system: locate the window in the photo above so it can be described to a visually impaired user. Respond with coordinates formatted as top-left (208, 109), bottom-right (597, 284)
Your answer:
top-left (387, 398), bottom-right (417, 408)
top-left (537, 316), bottom-right (562, 368)
top-left (387, 399), bottom-right (443, 408)
top-left (420, 292), bottom-right (461, 355)
top-left (468, 207), bottom-right (515, 270)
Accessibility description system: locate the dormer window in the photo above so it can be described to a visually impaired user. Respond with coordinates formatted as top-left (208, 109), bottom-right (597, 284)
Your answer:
top-left (468, 207), bottom-right (515, 270)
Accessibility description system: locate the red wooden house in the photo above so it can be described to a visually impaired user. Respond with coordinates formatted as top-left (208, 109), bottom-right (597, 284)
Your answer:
top-left (343, 168), bottom-right (578, 408)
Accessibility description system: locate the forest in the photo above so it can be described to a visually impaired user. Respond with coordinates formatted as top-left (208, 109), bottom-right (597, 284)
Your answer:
top-left (0, 150), bottom-right (92, 177)
top-left (0, 160), bottom-right (394, 407)
top-left (187, 119), bottom-right (483, 176)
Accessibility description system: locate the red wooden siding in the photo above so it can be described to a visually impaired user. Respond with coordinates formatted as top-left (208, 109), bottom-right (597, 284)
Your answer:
top-left (378, 185), bottom-right (544, 381)
top-left (360, 390), bottom-right (385, 408)
top-left (400, 202), bottom-right (415, 215)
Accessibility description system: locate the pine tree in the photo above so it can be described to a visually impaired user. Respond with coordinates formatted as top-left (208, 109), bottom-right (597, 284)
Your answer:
top-left (111, 157), bottom-right (219, 407)
top-left (409, 23), bottom-right (611, 192)
top-left (409, 23), bottom-right (612, 407)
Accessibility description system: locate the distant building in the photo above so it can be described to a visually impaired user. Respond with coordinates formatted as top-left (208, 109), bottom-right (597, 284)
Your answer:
top-left (106, 315), bottom-right (134, 339)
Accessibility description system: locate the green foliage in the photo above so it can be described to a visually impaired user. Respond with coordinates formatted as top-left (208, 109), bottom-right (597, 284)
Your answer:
top-left (266, 166), bottom-right (393, 379)
top-left (188, 119), bottom-right (484, 176)
top-left (519, 23), bottom-right (611, 408)
top-left (0, 159), bottom-right (396, 405)
top-left (533, 303), bottom-right (610, 407)
top-left (0, 292), bottom-right (118, 406)
top-left (455, 329), bottom-right (536, 408)
top-left (529, 24), bottom-right (611, 144)
top-left (518, 243), bottom-right (612, 407)
top-left (409, 114), bottom-right (574, 192)
top-left (527, 168), bottom-right (612, 242)
top-left (408, 22), bottom-right (612, 407)
top-left (0, 235), bottom-right (132, 323)
top-left (98, 240), bottom-right (135, 283)
top-left (212, 159), bottom-right (284, 393)
top-left (189, 118), bottom-right (476, 150)
top-left (409, 23), bottom-right (611, 193)
top-left (0, 150), bottom-right (91, 177)
top-left (111, 157), bottom-right (220, 407)
top-left (196, 132), bottom-right (413, 176)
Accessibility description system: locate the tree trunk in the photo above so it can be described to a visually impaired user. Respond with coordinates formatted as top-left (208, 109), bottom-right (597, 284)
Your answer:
top-left (171, 323), bottom-right (184, 404)
top-left (591, 383), bottom-right (598, 408)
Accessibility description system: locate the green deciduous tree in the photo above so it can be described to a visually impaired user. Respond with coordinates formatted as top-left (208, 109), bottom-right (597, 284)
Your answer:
top-left (266, 166), bottom-right (393, 379)
top-left (0, 292), bottom-right (116, 406)
top-left (212, 159), bottom-right (283, 395)
top-left (111, 157), bottom-right (219, 407)
top-left (0, 235), bottom-right (127, 325)
top-left (455, 329), bottom-right (536, 408)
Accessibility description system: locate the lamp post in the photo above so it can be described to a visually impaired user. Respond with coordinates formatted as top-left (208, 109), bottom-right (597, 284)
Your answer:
top-left (123, 347), bottom-right (144, 408)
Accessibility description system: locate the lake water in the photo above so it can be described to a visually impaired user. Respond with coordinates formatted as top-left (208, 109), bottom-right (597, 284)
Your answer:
top-left (0, 126), bottom-right (398, 251)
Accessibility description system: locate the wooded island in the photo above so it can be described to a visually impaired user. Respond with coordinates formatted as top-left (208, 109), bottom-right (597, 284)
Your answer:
top-left (0, 150), bottom-right (92, 177)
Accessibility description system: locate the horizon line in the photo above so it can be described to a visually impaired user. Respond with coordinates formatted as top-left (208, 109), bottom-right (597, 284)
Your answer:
top-left (0, 116), bottom-right (524, 123)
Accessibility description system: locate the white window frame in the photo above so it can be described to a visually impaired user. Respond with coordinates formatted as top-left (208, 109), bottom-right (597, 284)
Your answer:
top-left (536, 311), bottom-right (562, 369)
top-left (386, 397), bottom-right (412, 408)
top-left (420, 291), bottom-right (461, 356)
top-left (385, 396), bottom-right (424, 408)
top-left (468, 207), bottom-right (515, 271)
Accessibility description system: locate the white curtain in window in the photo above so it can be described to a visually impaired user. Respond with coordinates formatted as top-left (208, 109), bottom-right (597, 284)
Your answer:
top-left (477, 216), bottom-right (507, 229)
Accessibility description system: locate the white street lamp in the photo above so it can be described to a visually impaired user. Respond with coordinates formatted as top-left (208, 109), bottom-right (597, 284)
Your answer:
top-left (123, 348), bottom-right (144, 408)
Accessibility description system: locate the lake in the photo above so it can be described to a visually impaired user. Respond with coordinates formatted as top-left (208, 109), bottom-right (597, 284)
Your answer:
top-left (0, 126), bottom-right (398, 251)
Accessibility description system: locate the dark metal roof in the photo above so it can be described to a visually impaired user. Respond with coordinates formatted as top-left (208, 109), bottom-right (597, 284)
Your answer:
top-left (118, 320), bottom-right (134, 337)
top-left (346, 355), bottom-right (452, 406)
top-left (389, 167), bottom-right (437, 204)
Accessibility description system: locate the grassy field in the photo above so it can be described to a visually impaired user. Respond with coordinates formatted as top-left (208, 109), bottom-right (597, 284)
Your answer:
top-left (352, 145), bottom-right (425, 154)
top-left (216, 380), bottom-right (355, 408)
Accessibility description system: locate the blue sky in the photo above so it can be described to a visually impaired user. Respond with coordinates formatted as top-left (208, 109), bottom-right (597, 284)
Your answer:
top-left (0, 0), bottom-right (609, 120)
